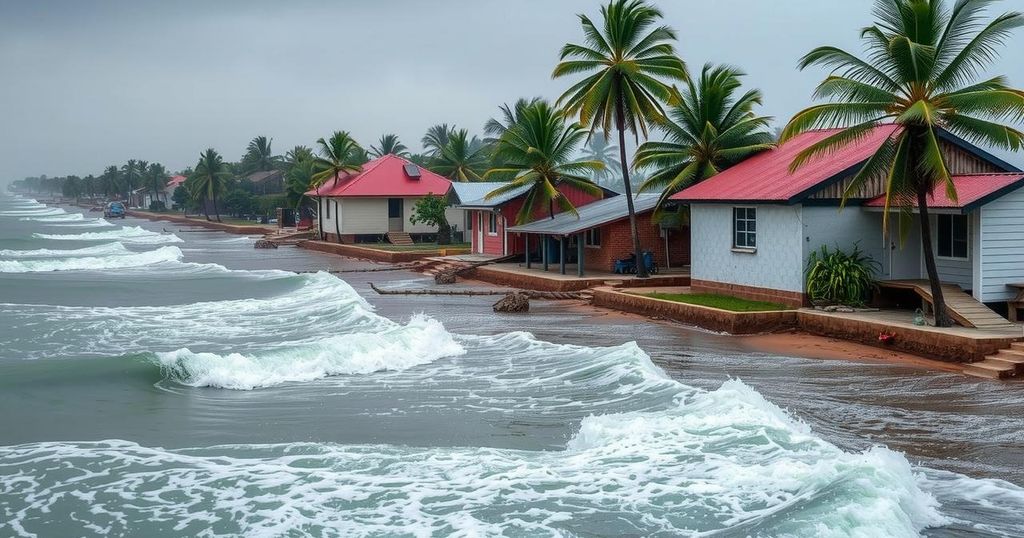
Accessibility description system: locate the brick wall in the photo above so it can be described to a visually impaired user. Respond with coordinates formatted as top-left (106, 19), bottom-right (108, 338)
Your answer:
top-left (583, 214), bottom-right (690, 273)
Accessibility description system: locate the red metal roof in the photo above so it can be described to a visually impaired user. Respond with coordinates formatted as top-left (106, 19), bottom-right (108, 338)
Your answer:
top-left (672, 125), bottom-right (900, 203)
top-left (305, 154), bottom-right (452, 198)
top-left (167, 175), bottom-right (187, 188)
top-left (864, 173), bottom-right (1024, 210)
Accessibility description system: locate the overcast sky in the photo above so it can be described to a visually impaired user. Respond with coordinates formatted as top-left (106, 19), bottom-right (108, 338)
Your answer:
top-left (2, 0), bottom-right (1023, 182)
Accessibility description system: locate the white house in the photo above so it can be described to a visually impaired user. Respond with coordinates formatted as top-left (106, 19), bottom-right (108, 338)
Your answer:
top-left (673, 125), bottom-right (1024, 316)
top-left (307, 154), bottom-right (464, 243)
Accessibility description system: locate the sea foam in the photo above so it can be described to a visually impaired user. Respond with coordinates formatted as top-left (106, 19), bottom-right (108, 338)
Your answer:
top-left (33, 226), bottom-right (183, 244)
top-left (0, 245), bottom-right (182, 273)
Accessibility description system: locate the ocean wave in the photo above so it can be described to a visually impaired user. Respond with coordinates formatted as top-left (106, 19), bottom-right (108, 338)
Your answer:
top-left (0, 380), bottom-right (976, 537)
top-left (33, 226), bottom-right (183, 244)
top-left (18, 212), bottom-right (84, 222)
top-left (0, 207), bottom-right (67, 217)
top-left (43, 218), bottom-right (114, 228)
top-left (0, 245), bottom-right (182, 273)
top-left (0, 242), bottom-right (131, 259)
top-left (156, 314), bottom-right (465, 389)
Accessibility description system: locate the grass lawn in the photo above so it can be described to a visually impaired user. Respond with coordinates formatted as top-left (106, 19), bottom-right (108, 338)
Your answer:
top-left (645, 293), bottom-right (789, 312)
top-left (359, 242), bottom-right (471, 252)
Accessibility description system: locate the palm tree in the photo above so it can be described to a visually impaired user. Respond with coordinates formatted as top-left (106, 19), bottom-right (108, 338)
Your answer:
top-left (310, 131), bottom-right (367, 188)
top-left (369, 134), bottom-right (409, 157)
top-left (781, 0), bottom-right (1024, 327)
top-left (485, 100), bottom-right (604, 224)
top-left (243, 135), bottom-right (282, 173)
top-left (421, 123), bottom-right (454, 156)
top-left (580, 133), bottom-right (622, 187)
top-left (101, 166), bottom-right (122, 199)
top-left (121, 159), bottom-right (144, 203)
top-left (636, 64), bottom-right (775, 212)
top-left (429, 129), bottom-right (489, 181)
top-left (554, 0), bottom-right (687, 277)
top-left (146, 163), bottom-right (169, 206)
top-left (311, 131), bottom-right (367, 241)
top-left (484, 97), bottom-right (544, 141)
top-left (189, 149), bottom-right (232, 222)
top-left (285, 158), bottom-right (316, 210)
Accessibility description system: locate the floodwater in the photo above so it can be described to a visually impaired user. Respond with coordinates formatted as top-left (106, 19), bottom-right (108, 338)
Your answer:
top-left (1, 192), bottom-right (1022, 537)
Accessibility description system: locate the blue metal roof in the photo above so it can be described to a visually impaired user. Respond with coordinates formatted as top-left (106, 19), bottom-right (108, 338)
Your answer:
top-left (449, 182), bottom-right (532, 208)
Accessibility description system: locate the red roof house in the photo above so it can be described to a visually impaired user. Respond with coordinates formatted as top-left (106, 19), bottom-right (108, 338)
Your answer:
top-left (671, 125), bottom-right (1024, 309)
top-left (306, 155), bottom-right (460, 243)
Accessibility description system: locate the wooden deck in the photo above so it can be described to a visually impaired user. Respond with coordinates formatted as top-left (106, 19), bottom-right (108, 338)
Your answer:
top-left (878, 280), bottom-right (1016, 330)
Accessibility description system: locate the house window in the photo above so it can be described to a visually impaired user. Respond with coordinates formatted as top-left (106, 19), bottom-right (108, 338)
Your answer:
top-left (937, 214), bottom-right (968, 259)
top-left (584, 227), bottom-right (601, 247)
top-left (488, 212), bottom-right (497, 235)
top-left (733, 207), bottom-right (756, 249)
top-left (466, 212), bottom-right (473, 230)
top-left (324, 198), bottom-right (330, 219)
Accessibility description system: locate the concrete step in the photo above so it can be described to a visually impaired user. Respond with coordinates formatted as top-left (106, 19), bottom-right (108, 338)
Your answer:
top-left (1010, 342), bottom-right (1024, 352)
top-left (963, 360), bottom-right (1016, 380)
top-left (986, 356), bottom-right (1024, 374)
top-left (995, 348), bottom-right (1024, 360)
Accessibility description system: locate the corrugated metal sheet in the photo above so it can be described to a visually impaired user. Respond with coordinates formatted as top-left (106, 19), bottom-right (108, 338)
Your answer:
top-left (450, 182), bottom-right (531, 208)
top-left (863, 174), bottom-right (1024, 209)
top-left (508, 194), bottom-right (660, 236)
top-left (672, 125), bottom-right (900, 203)
top-left (305, 155), bottom-right (452, 198)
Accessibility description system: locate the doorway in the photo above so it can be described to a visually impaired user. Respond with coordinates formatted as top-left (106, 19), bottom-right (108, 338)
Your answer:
top-left (388, 198), bottom-right (404, 232)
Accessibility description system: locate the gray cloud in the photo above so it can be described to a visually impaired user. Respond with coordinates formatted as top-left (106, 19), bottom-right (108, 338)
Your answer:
top-left (2, 0), bottom-right (1022, 181)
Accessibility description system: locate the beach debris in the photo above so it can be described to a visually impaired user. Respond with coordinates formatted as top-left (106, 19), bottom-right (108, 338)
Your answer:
top-left (254, 239), bottom-right (278, 249)
top-left (434, 271), bottom-right (457, 285)
top-left (493, 292), bottom-right (530, 313)
top-left (878, 332), bottom-right (896, 344)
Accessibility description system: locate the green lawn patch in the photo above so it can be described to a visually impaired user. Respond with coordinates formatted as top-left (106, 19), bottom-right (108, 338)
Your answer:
top-left (645, 293), bottom-right (789, 312)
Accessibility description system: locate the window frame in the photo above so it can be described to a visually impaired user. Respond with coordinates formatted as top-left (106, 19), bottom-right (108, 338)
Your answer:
top-left (732, 206), bottom-right (757, 252)
top-left (488, 212), bottom-right (498, 236)
top-left (936, 213), bottom-right (969, 260)
top-left (324, 198), bottom-right (330, 219)
top-left (584, 227), bottom-right (601, 248)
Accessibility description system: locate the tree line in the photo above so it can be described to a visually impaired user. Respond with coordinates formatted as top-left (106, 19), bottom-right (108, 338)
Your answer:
top-left (10, 0), bottom-right (1023, 323)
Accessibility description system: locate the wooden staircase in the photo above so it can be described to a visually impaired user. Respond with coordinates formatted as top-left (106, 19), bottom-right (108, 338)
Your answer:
top-left (387, 232), bottom-right (414, 246)
top-left (879, 280), bottom-right (1016, 329)
top-left (964, 342), bottom-right (1024, 379)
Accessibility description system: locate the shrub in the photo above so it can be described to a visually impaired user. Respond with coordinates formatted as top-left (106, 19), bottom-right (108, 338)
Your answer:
top-left (805, 244), bottom-right (880, 306)
top-left (148, 200), bottom-right (167, 211)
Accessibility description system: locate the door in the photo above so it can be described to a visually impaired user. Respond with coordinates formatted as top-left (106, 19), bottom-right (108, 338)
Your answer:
top-left (388, 198), bottom-right (404, 232)
top-left (476, 212), bottom-right (485, 253)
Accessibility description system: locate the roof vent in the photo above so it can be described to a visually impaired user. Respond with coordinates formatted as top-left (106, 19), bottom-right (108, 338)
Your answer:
top-left (404, 164), bottom-right (421, 180)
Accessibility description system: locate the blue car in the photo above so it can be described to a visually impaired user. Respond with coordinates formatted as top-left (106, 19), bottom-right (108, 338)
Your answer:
top-left (104, 202), bottom-right (126, 219)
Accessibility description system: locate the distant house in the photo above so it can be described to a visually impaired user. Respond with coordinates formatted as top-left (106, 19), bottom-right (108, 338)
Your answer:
top-left (673, 125), bottom-right (1024, 309)
top-left (245, 170), bottom-right (285, 194)
top-left (306, 154), bottom-right (463, 243)
top-left (507, 193), bottom-right (690, 275)
top-left (450, 182), bottom-right (612, 257)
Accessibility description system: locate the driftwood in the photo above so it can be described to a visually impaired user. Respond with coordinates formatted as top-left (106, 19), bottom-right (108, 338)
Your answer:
top-left (431, 253), bottom-right (520, 285)
top-left (493, 292), bottom-right (530, 313)
top-left (368, 282), bottom-right (584, 300)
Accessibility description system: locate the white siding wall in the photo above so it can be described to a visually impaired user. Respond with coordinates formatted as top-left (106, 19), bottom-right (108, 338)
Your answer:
top-left (801, 207), bottom-right (887, 276)
top-left (980, 187), bottom-right (1024, 302)
top-left (340, 198), bottom-right (389, 234)
top-left (690, 204), bottom-right (805, 292)
top-left (318, 198), bottom-right (343, 236)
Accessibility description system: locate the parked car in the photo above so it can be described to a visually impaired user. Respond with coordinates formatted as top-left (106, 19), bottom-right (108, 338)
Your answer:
top-left (104, 202), bottom-right (126, 219)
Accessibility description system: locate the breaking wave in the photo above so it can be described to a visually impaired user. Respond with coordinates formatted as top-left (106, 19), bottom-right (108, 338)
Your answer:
top-left (0, 207), bottom-right (66, 217)
top-left (0, 380), bottom-right (969, 537)
top-left (19, 212), bottom-right (85, 222)
top-left (0, 242), bottom-right (131, 258)
top-left (156, 314), bottom-right (464, 390)
top-left (33, 226), bottom-right (183, 244)
top-left (0, 245), bottom-right (182, 273)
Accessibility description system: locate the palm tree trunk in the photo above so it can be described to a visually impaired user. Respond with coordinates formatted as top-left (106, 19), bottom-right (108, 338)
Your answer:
top-left (917, 188), bottom-right (950, 327)
top-left (615, 98), bottom-right (648, 278)
top-left (317, 200), bottom-right (325, 241)
top-left (202, 196), bottom-right (211, 221)
top-left (334, 200), bottom-right (342, 243)
top-left (212, 190), bottom-right (221, 222)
